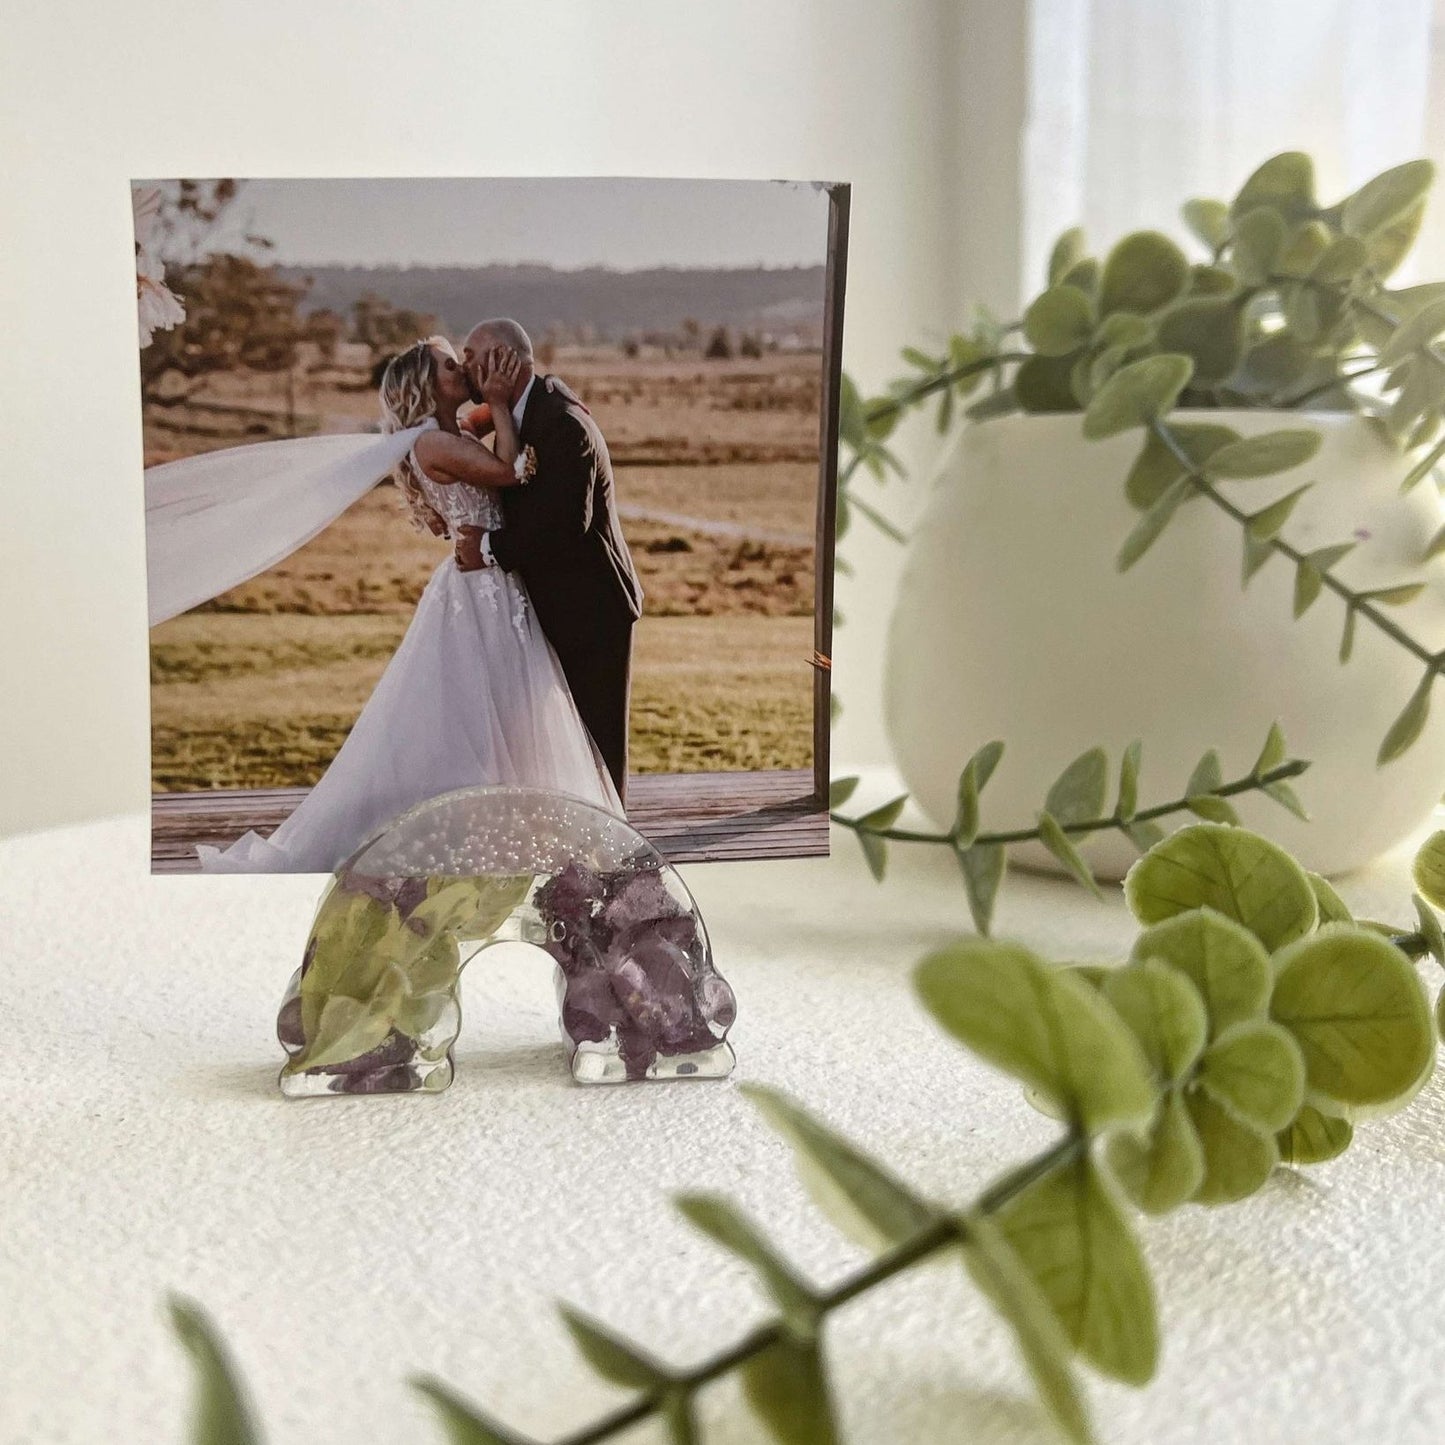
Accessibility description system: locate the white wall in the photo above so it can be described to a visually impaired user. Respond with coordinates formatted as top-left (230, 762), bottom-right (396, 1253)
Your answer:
top-left (0, 0), bottom-right (1029, 838)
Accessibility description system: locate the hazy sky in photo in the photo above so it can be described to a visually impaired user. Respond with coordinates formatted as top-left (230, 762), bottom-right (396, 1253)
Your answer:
top-left (192, 177), bottom-right (832, 270)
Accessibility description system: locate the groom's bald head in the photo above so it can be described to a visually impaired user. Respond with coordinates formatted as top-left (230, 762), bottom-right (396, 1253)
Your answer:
top-left (462, 318), bottom-right (534, 407)
top-left (464, 318), bottom-right (533, 366)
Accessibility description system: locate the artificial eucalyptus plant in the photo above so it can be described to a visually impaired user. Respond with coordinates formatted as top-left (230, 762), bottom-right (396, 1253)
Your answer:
top-left (171, 822), bottom-right (1445, 1443)
top-left (831, 149), bottom-right (1445, 922)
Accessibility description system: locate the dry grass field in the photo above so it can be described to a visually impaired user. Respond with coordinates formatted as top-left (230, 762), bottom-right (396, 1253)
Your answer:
top-left (147, 347), bottom-right (823, 791)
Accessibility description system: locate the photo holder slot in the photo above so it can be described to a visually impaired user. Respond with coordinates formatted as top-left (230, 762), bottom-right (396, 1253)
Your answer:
top-left (275, 785), bottom-right (738, 1096)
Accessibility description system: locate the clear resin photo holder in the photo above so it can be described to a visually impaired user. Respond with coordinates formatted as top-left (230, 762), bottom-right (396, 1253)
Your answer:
top-left (275, 786), bottom-right (738, 1097)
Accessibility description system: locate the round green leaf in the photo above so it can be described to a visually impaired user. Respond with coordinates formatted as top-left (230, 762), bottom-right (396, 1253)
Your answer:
top-left (1196, 1020), bottom-right (1306, 1132)
top-left (1277, 1104), bottom-right (1353, 1166)
top-left (1017, 352), bottom-right (1084, 413)
top-left (915, 941), bottom-right (1154, 1131)
top-left (1203, 429), bottom-right (1322, 479)
top-left (1184, 1088), bottom-right (1279, 1205)
top-left (1230, 207), bottom-right (1287, 285)
top-left (1270, 926), bottom-right (1435, 1112)
top-left (1049, 227), bottom-right (1088, 287)
top-left (996, 1156), bottom-right (1159, 1385)
top-left (1182, 198), bottom-right (1230, 251)
top-left (1231, 152), bottom-right (1316, 223)
top-left (1099, 231), bottom-right (1190, 317)
top-left (1125, 422), bottom-right (1240, 509)
top-left (1307, 872), bottom-right (1353, 925)
top-left (963, 1213), bottom-right (1095, 1445)
top-left (1103, 958), bottom-right (1208, 1083)
top-left (1155, 298), bottom-right (1244, 384)
top-left (1106, 1087), bottom-right (1205, 1216)
top-left (1025, 285), bottom-right (1095, 357)
top-left (1130, 908), bottom-right (1272, 1038)
top-left (1044, 746), bottom-right (1109, 825)
top-left (1343, 159), bottom-right (1435, 239)
top-left (1124, 825), bottom-right (1319, 953)
top-left (1082, 355), bottom-right (1195, 439)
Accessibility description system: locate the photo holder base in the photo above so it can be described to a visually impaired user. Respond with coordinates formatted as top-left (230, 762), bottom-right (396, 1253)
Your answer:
top-left (275, 786), bottom-right (738, 1096)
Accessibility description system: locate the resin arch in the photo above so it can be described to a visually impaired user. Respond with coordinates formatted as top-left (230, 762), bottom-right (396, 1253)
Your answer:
top-left (275, 787), bottom-right (737, 1096)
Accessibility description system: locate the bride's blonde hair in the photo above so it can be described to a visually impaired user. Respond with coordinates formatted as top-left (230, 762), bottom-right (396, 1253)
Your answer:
top-left (380, 336), bottom-right (452, 536)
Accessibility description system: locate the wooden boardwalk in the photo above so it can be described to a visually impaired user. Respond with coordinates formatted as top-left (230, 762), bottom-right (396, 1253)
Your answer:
top-left (150, 769), bottom-right (828, 873)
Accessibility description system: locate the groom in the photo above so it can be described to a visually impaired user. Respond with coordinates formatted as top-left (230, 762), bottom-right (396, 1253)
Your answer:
top-left (462, 318), bottom-right (643, 803)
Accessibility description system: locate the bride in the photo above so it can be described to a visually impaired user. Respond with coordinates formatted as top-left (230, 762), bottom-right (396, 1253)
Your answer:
top-left (184, 337), bottom-right (621, 873)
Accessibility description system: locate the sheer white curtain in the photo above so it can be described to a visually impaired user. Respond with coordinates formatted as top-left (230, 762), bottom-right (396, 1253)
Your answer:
top-left (1023, 0), bottom-right (1437, 298)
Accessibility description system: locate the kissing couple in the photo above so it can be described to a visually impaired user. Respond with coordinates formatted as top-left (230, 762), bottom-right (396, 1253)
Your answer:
top-left (149, 318), bottom-right (643, 873)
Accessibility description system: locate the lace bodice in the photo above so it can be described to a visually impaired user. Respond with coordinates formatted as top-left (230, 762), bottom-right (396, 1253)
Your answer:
top-left (410, 421), bottom-right (504, 536)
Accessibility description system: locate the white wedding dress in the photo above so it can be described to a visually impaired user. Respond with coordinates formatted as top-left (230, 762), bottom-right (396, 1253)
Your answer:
top-left (194, 421), bottom-right (620, 873)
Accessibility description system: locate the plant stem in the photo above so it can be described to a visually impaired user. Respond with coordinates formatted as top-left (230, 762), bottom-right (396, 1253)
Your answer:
top-left (1149, 419), bottom-right (1438, 672)
top-left (863, 350), bottom-right (1028, 426)
top-left (551, 1132), bottom-right (1085, 1445)
top-left (831, 760), bottom-right (1308, 848)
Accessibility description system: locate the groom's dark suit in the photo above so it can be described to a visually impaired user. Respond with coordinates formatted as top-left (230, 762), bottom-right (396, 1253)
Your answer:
top-left (488, 375), bottom-right (642, 801)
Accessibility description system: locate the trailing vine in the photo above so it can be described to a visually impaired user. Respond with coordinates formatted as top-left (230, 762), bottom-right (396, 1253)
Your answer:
top-left (170, 823), bottom-right (1445, 1444)
top-left (835, 151), bottom-right (1445, 767)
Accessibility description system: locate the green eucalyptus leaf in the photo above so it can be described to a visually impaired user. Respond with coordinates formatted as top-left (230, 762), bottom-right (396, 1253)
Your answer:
top-left (412, 1378), bottom-right (535, 1445)
top-left (1412, 894), bottom-right (1445, 966)
top-left (1230, 207), bottom-right (1287, 285)
top-left (1129, 908), bottom-right (1272, 1039)
top-left (1276, 1105), bottom-right (1353, 1166)
top-left (1186, 749), bottom-right (1223, 797)
top-left (1379, 297), bottom-right (1445, 368)
top-left (914, 940), bottom-right (1154, 1130)
top-left (1402, 435), bottom-right (1445, 496)
top-left (675, 1194), bottom-right (819, 1337)
top-left (559, 1306), bottom-right (664, 1390)
top-left (1311, 234), bottom-right (1369, 283)
top-left (1083, 355), bottom-right (1195, 439)
top-left (1125, 819), bottom-right (1166, 853)
top-left (955, 739), bottom-right (1006, 847)
top-left (828, 776), bottom-right (860, 809)
top-left (1025, 285), bottom-right (1096, 357)
top-left (1204, 429), bottom-right (1322, 478)
top-left (1106, 1087), bottom-right (1205, 1215)
top-left (1037, 811), bottom-right (1104, 899)
top-left (1292, 543), bottom-right (1353, 619)
top-left (1049, 227), bottom-right (1088, 287)
top-left (1251, 721), bottom-right (1288, 775)
top-left (963, 1212), bottom-right (1095, 1445)
top-left (1307, 872), bottom-right (1353, 925)
top-left (1189, 264), bottom-right (1238, 297)
top-left (1413, 830), bottom-right (1445, 910)
top-left (1187, 795), bottom-right (1239, 826)
top-left (1196, 1020), bottom-right (1306, 1132)
top-left (1124, 825), bottom-right (1318, 953)
top-left (1231, 152), bottom-right (1316, 223)
top-left (169, 1298), bottom-right (265, 1445)
top-left (1155, 298), bottom-right (1244, 383)
top-left (1377, 672), bottom-right (1435, 766)
top-left (1017, 352), bottom-right (1084, 413)
top-left (741, 1337), bottom-right (839, 1445)
top-left (955, 841), bottom-right (1007, 937)
top-left (1044, 747), bottom-right (1109, 826)
top-left (287, 962), bottom-right (409, 1075)
top-left (1100, 231), bottom-right (1190, 317)
top-left (1242, 530), bottom-right (1275, 582)
top-left (1340, 604), bottom-right (1357, 664)
top-left (996, 1156), bottom-right (1159, 1385)
top-left (1364, 583), bottom-right (1426, 607)
top-left (1246, 484), bottom-right (1311, 540)
top-left (1277, 220), bottom-right (1332, 278)
top-left (1182, 197), bottom-right (1230, 251)
top-left (1342, 159), bottom-right (1435, 239)
top-left (1103, 957), bottom-right (1208, 1083)
top-left (1062, 256), bottom-right (1101, 296)
top-left (853, 795), bottom-right (907, 882)
top-left (1230, 332), bottom-right (1313, 395)
top-left (1116, 739), bottom-right (1143, 821)
top-left (1261, 779), bottom-right (1310, 821)
top-left (741, 1085), bottom-right (936, 1253)
top-left (1117, 475), bottom-right (1193, 572)
top-left (1270, 926), bottom-right (1435, 1111)
top-left (1184, 1088), bottom-right (1279, 1205)
top-left (1125, 423), bottom-right (1240, 509)
top-left (1368, 195), bottom-right (1429, 279)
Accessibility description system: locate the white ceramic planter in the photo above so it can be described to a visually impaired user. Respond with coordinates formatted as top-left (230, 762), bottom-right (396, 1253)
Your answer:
top-left (884, 410), bottom-right (1445, 878)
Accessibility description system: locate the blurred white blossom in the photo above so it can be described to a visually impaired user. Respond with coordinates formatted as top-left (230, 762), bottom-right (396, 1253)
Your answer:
top-left (133, 185), bottom-right (185, 348)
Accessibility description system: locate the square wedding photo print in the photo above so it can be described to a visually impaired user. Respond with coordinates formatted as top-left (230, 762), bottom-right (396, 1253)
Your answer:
top-left (136, 177), bottom-right (847, 874)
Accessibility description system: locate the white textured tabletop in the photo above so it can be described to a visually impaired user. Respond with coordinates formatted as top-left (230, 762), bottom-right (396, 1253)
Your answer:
top-left (3, 810), bottom-right (1445, 1444)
